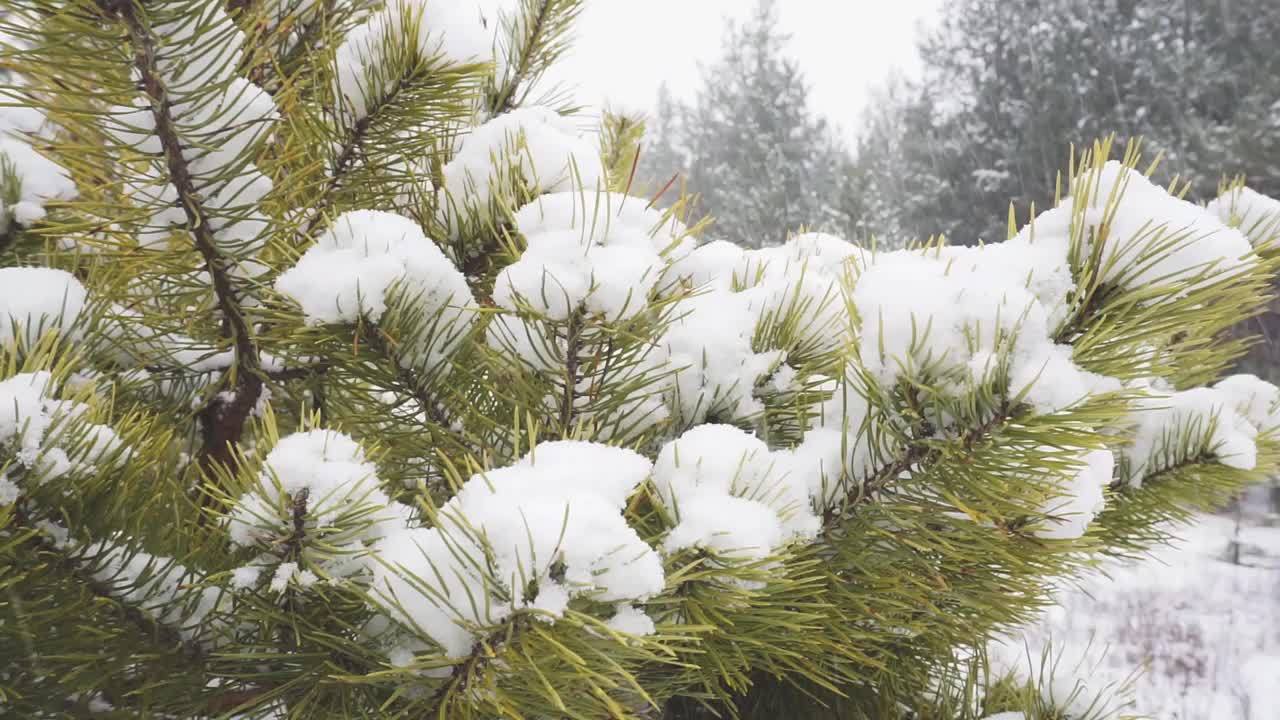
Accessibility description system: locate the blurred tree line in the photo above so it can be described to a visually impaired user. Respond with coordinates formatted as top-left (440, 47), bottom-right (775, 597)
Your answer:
top-left (646, 0), bottom-right (1280, 378)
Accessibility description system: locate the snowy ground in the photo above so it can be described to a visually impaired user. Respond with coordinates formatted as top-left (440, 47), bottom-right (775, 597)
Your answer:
top-left (995, 513), bottom-right (1280, 719)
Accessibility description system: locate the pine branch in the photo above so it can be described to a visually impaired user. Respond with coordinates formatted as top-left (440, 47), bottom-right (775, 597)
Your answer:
top-left (300, 40), bottom-right (482, 239)
top-left (824, 396), bottom-right (1015, 532)
top-left (357, 321), bottom-right (453, 429)
top-left (16, 509), bottom-right (202, 661)
top-left (301, 111), bottom-right (371, 239)
top-left (101, 0), bottom-right (264, 487)
top-left (488, 0), bottom-right (555, 116)
top-left (557, 306), bottom-right (584, 435)
top-left (424, 614), bottom-right (528, 716)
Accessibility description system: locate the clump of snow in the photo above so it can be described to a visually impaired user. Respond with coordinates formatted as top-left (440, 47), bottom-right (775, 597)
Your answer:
top-left (801, 369), bottom-right (893, 507)
top-left (493, 191), bottom-right (691, 321)
top-left (940, 234), bottom-right (1076, 333)
top-left (275, 210), bottom-right (476, 371)
top-left (0, 267), bottom-right (88, 347)
top-left (0, 471), bottom-right (18, 506)
top-left (1213, 374), bottom-right (1280, 433)
top-left (730, 232), bottom-right (860, 357)
top-left (438, 108), bottom-right (606, 233)
top-left (370, 441), bottom-right (663, 657)
top-left (606, 603), bottom-right (656, 636)
top-left (653, 424), bottom-right (819, 561)
top-left (0, 99), bottom-right (77, 230)
top-left (268, 561), bottom-right (320, 593)
top-left (0, 371), bottom-right (129, 480)
top-left (1034, 448), bottom-right (1114, 540)
top-left (225, 430), bottom-right (412, 581)
top-left (1120, 386), bottom-right (1262, 486)
top-left (660, 284), bottom-right (784, 426)
top-left (1207, 185), bottom-right (1280, 248)
top-left (662, 238), bottom-right (745, 289)
top-left (656, 233), bottom-right (863, 426)
top-left (334, 0), bottom-right (509, 122)
top-left (851, 247), bottom-right (1109, 415)
top-left (65, 532), bottom-right (223, 641)
top-left (1068, 161), bottom-right (1256, 292)
top-left (485, 192), bottom-right (692, 440)
top-left (151, 5), bottom-right (247, 101)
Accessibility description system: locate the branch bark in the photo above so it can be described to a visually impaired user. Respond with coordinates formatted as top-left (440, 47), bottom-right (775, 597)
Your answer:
top-left (105, 0), bottom-right (264, 491)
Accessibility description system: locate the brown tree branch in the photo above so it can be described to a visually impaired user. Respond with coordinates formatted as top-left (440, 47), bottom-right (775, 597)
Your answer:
top-left (104, 0), bottom-right (264, 493)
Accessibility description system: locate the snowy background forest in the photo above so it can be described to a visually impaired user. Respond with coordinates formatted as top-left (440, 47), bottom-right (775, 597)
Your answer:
top-left (565, 1), bottom-right (1280, 718)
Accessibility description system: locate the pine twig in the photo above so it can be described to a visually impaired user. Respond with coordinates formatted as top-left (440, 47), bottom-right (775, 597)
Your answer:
top-left (102, 0), bottom-right (264, 491)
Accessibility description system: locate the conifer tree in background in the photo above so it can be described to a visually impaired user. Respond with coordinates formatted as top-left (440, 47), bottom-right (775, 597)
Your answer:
top-left (641, 0), bottom-right (851, 248)
top-left (2, 2), bottom-right (1280, 720)
top-left (854, 0), bottom-right (1280, 248)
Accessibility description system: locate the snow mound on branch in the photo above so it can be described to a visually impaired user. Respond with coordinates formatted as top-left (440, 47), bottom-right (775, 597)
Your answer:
top-left (1119, 384), bottom-right (1272, 485)
top-left (74, 535), bottom-right (222, 640)
top-left (654, 233), bottom-right (862, 427)
top-left (1214, 373), bottom-right (1280, 431)
top-left (852, 248), bottom-right (1113, 415)
top-left (939, 236), bottom-right (1076, 332)
top-left (0, 371), bottom-right (129, 484)
top-left (660, 285), bottom-right (783, 425)
top-left (731, 233), bottom-right (861, 356)
top-left (438, 108), bottom-right (605, 231)
top-left (493, 191), bottom-right (690, 321)
top-left (0, 100), bottom-right (77, 229)
top-left (0, 267), bottom-right (87, 347)
top-left (654, 424), bottom-right (819, 560)
top-left (275, 210), bottom-right (475, 370)
top-left (152, 4), bottom-right (247, 100)
top-left (1208, 185), bottom-right (1280, 247)
top-left (1034, 448), bottom-right (1114, 540)
top-left (335, 0), bottom-right (509, 122)
top-left (225, 430), bottom-right (411, 582)
top-left (663, 238), bottom-right (745, 289)
top-left (606, 603), bottom-right (656, 636)
top-left (1042, 161), bottom-right (1256, 292)
top-left (371, 441), bottom-right (663, 657)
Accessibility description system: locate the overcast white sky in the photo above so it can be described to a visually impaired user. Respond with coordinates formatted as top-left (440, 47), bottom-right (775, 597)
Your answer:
top-left (546, 1), bottom-right (946, 141)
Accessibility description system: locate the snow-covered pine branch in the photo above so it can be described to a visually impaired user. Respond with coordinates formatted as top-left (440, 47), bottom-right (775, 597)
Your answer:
top-left (2, 2), bottom-right (1280, 718)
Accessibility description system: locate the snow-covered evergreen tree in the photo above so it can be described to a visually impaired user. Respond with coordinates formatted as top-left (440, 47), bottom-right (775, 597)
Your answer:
top-left (2, 2), bottom-right (1280, 718)
top-left (642, 0), bottom-right (848, 248)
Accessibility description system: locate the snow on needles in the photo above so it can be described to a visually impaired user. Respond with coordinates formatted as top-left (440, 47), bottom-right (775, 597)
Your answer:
top-left (275, 210), bottom-right (476, 372)
top-left (654, 424), bottom-right (820, 560)
top-left (851, 244), bottom-right (1115, 416)
top-left (370, 440), bottom-right (664, 658)
top-left (0, 371), bottom-right (130, 489)
top-left (0, 267), bottom-right (87, 347)
top-left (658, 232), bottom-right (859, 426)
top-left (1034, 448), bottom-right (1114, 541)
top-left (1045, 161), bottom-right (1256, 293)
top-left (438, 108), bottom-right (606, 233)
top-left (106, 3), bottom-right (277, 256)
top-left (0, 99), bottom-right (77, 230)
top-left (334, 0), bottom-right (510, 122)
top-left (494, 191), bottom-right (691, 321)
top-left (1208, 185), bottom-right (1280, 248)
top-left (1118, 382), bottom-right (1263, 486)
top-left (225, 430), bottom-right (413, 585)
